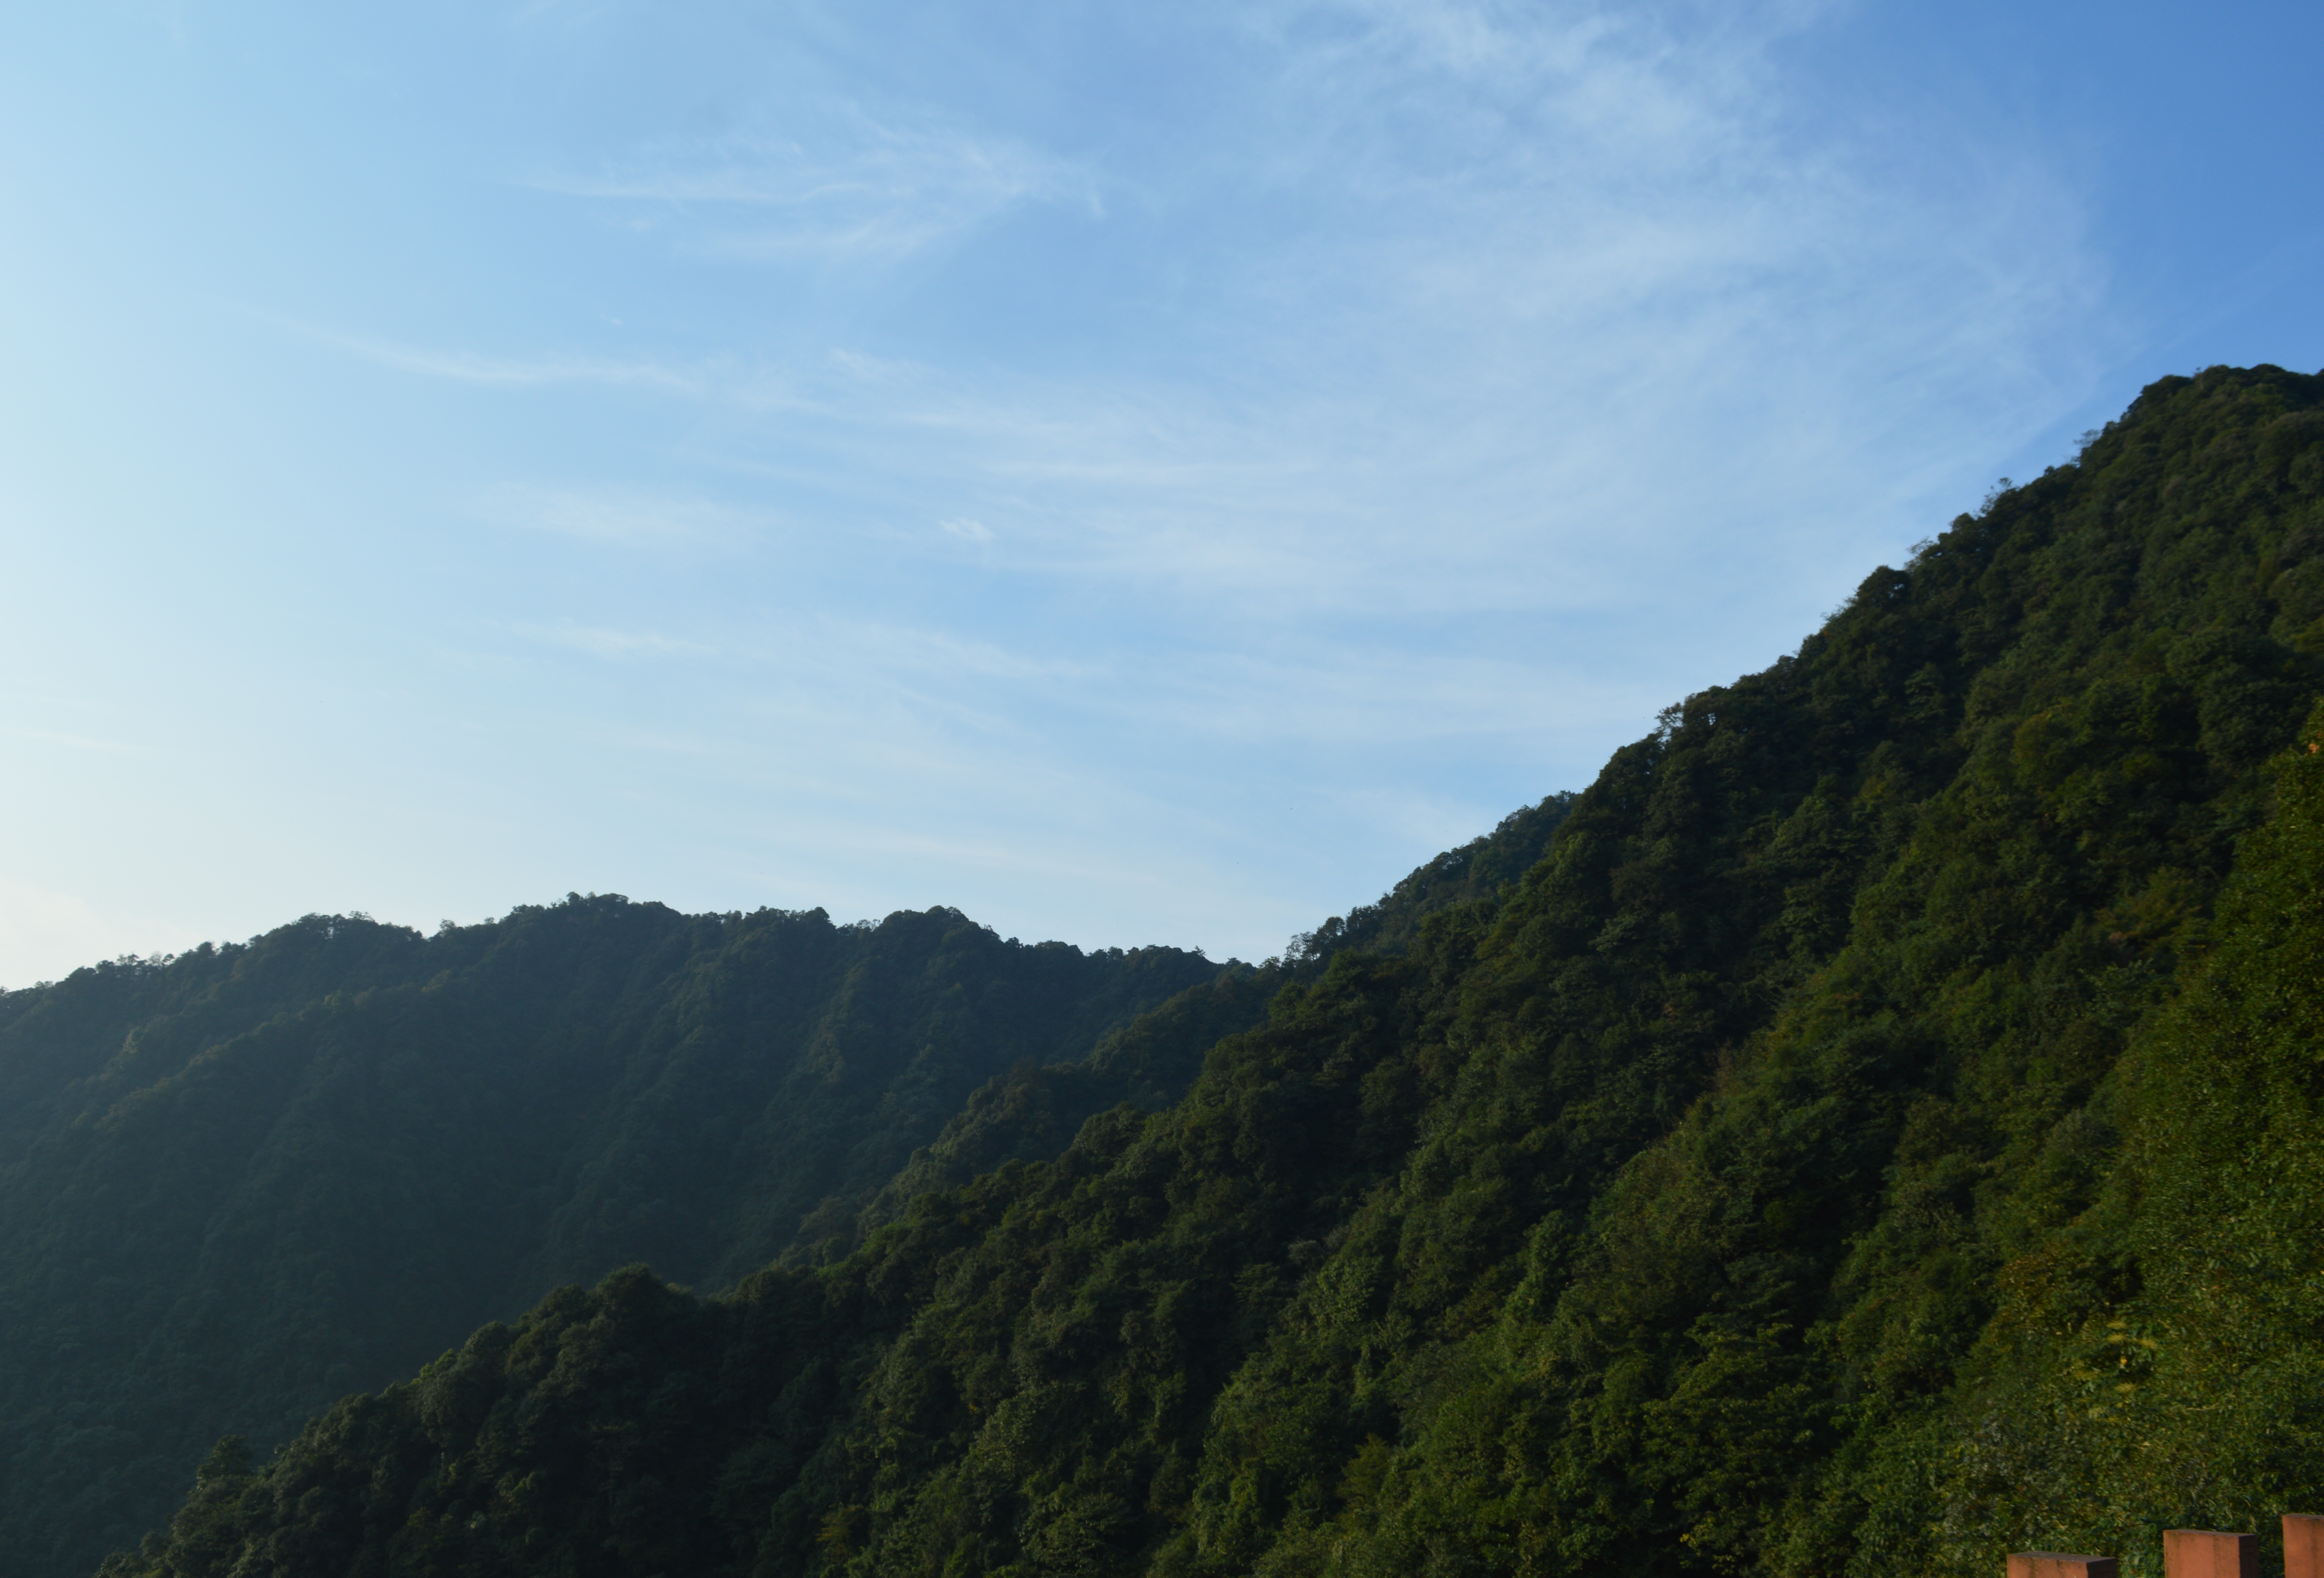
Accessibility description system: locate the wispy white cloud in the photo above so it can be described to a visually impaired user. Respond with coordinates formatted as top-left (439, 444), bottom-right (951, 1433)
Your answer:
top-left (516, 623), bottom-right (708, 658)
top-left (475, 484), bottom-right (768, 547)
top-left (1153, 643), bottom-right (1667, 750)
top-left (407, 0), bottom-right (2098, 638)
top-left (529, 107), bottom-right (1097, 263)
top-left (821, 620), bottom-right (1104, 686)
top-left (282, 320), bottom-right (708, 393)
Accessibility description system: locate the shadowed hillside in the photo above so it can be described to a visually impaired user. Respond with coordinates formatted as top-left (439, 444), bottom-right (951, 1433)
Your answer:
top-left (0, 901), bottom-right (1218, 1578)
top-left (0, 779), bottom-right (1580, 1578)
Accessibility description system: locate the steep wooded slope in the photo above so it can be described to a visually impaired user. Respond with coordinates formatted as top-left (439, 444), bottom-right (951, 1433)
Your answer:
top-left (109, 365), bottom-right (2324, 1578)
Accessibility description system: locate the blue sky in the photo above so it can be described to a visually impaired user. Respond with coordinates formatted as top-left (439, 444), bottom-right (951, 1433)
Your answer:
top-left (2, 0), bottom-right (2319, 985)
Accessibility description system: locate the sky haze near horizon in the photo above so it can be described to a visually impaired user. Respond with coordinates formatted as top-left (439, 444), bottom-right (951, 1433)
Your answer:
top-left (3, 0), bottom-right (2320, 985)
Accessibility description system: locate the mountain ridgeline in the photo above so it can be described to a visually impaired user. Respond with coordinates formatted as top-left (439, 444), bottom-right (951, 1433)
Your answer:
top-left (0, 774), bottom-right (1576, 1578)
top-left (56, 363), bottom-right (2324, 1577)
top-left (0, 906), bottom-right (1228, 1578)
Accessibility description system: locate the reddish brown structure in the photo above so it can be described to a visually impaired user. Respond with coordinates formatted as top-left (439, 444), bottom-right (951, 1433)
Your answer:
top-left (2285, 1514), bottom-right (2324, 1578)
top-left (2010, 1554), bottom-right (2120, 1578)
top-left (2163, 1530), bottom-right (2258, 1578)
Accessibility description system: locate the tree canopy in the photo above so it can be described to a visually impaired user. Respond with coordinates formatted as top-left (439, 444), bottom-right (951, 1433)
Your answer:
top-left (0, 901), bottom-right (1220, 1578)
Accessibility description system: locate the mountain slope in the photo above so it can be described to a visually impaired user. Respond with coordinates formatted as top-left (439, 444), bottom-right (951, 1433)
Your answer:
top-left (107, 365), bottom-right (2324, 1578)
top-left (825, 792), bottom-right (1577, 1259)
top-left (0, 901), bottom-right (1219, 1578)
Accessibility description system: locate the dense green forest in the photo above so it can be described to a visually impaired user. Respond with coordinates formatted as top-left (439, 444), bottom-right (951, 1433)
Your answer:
top-left (0, 768), bottom-right (1574, 1578)
top-left (0, 905), bottom-right (1224, 1578)
top-left (67, 364), bottom-right (2324, 1577)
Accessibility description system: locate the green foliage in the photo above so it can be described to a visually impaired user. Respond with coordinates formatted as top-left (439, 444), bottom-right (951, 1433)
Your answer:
top-left (98, 366), bottom-right (2324, 1578)
top-left (1912, 699), bottom-right (2324, 1578)
top-left (0, 901), bottom-right (1219, 1578)
top-left (834, 792), bottom-right (1576, 1258)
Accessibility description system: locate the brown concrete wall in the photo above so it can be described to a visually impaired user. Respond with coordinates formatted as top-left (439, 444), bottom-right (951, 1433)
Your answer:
top-left (2164, 1530), bottom-right (2258, 1578)
top-left (2010, 1553), bottom-right (2122, 1578)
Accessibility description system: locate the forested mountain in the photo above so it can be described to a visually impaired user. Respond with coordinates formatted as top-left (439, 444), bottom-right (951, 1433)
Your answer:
top-left (0, 904), bottom-right (1222, 1578)
top-left (0, 770), bottom-right (1577, 1578)
top-left (89, 364), bottom-right (2324, 1578)
top-left (826, 792), bottom-right (1577, 1257)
